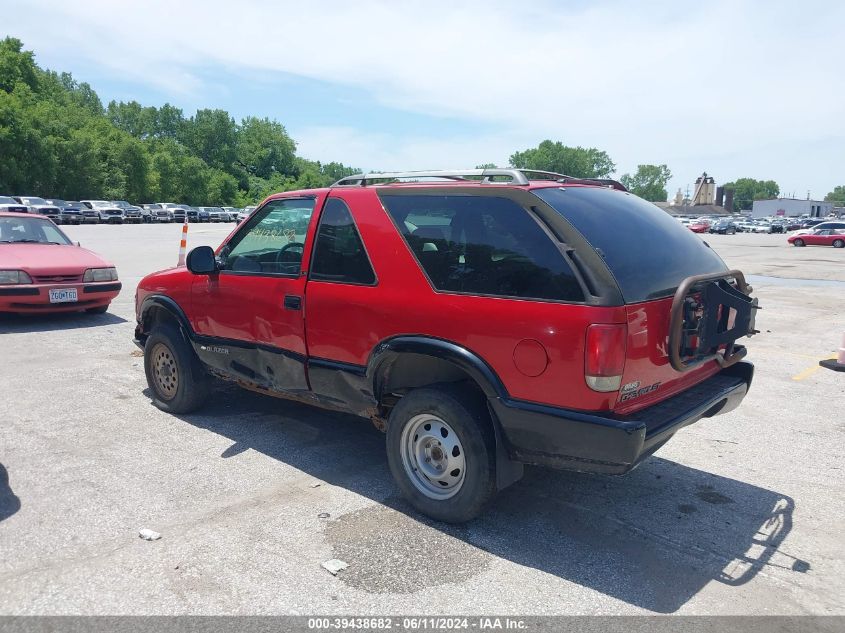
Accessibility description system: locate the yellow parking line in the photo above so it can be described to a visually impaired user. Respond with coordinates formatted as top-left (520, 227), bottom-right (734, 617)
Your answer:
top-left (792, 357), bottom-right (837, 381)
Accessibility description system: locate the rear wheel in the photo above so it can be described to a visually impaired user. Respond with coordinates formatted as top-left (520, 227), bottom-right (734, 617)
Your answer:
top-left (793, 238), bottom-right (805, 247)
top-left (386, 384), bottom-right (496, 523)
top-left (144, 324), bottom-right (210, 414)
top-left (834, 239), bottom-right (844, 249)
top-left (85, 304), bottom-right (109, 314)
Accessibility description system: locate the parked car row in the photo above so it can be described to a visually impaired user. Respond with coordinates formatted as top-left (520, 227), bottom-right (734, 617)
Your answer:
top-left (0, 196), bottom-right (252, 225)
top-left (674, 214), bottom-right (837, 235)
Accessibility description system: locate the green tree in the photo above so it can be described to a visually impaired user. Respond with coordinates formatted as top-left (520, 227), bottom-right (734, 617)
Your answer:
top-left (107, 100), bottom-right (156, 138)
top-left (179, 108), bottom-right (238, 171)
top-left (509, 140), bottom-right (615, 178)
top-left (824, 185), bottom-right (845, 205)
top-left (150, 148), bottom-right (180, 201)
top-left (179, 155), bottom-right (212, 205)
top-left (475, 163), bottom-right (498, 169)
top-left (118, 136), bottom-right (151, 201)
top-left (206, 169), bottom-right (239, 205)
top-left (319, 161), bottom-right (359, 183)
top-left (151, 103), bottom-right (184, 139)
top-left (0, 37), bottom-right (38, 92)
top-left (236, 116), bottom-right (297, 180)
top-left (0, 37), bottom-right (361, 205)
top-left (620, 164), bottom-right (672, 202)
top-left (723, 178), bottom-right (780, 211)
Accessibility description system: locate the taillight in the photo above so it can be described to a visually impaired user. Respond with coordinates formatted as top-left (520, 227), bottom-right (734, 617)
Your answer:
top-left (584, 324), bottom-right (627, 392)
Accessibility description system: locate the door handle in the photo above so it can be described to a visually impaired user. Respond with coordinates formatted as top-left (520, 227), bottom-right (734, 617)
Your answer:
top-left (284, 295), bottom-right (302, 310)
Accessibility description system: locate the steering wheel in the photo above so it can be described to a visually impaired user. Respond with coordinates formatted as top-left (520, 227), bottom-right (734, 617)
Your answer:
top-left (278, 241), bottom-right (304, 257)
top-left (274, 242), bottom-right (305, 270)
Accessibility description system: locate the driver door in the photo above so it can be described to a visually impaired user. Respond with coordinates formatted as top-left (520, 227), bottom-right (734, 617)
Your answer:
top-left (190, 195), bottom-right (322, 393)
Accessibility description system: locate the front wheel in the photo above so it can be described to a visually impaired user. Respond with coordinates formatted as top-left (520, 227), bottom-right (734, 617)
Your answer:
top-left (793, 238), bottom-right (805, 247)
top-left (386, 384), bottom-right (496, 523)
top-left (144, 324), bottom-right (210, 414)
top-left (833, 239), bottom-right (844, 249)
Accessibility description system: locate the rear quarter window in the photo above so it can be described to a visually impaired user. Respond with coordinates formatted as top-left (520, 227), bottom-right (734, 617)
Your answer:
top-left (380, 193), bottom-right (584, 302)
top-left (533, 187), bottom-right (728, 303)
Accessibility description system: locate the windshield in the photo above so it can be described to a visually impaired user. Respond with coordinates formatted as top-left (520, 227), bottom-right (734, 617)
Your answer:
top-left (533, 186), bottom-right (728, 302)
top-left (0, 196), bottom-right (17, 204)
top-left (21, 197), bottom-right (48, 205)
top-left (48, 200), bottom-right (68, 207)
top-left (88, 200), bottom-right (111, 208)
top-left (0, 216), bottom-right (73, 245)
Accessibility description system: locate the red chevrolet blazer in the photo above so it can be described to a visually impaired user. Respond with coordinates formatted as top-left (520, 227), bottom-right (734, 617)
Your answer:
top-left (134, 169), bottom-right (758, 522)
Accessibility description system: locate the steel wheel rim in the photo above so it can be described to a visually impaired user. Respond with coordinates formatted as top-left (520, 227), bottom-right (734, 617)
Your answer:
top-left (151, 342), bottom-right (178, 400)
top-left (400, 414), bottom-right (466, 500)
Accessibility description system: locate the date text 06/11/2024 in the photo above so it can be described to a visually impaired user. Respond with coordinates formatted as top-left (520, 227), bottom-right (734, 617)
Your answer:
top-left (306, 617), bottom-right (528, 630)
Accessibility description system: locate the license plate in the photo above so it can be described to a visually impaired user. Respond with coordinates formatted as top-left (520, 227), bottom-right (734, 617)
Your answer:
top-left (49, 288), bottom-right (78, 303)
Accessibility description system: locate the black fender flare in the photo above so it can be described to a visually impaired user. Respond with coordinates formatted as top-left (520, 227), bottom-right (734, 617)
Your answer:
top-left (366, 336), bottom-right (523, 490)
top-left (137, 295), bottom-right (193, 341)
top-left (366, 335), bottom-right (508, 402)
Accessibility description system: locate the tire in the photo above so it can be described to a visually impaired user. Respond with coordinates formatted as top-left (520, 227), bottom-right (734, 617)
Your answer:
top-left (386, 383), bottom-right (496, 523)
top-left (834, 239), bottom-right (845, 249)
top-left (143, 323), bottom-right (210, 414)
top-left (86, 304), bottom-right (109, 314)
top-left (793, 238), bottom-right (805, 247)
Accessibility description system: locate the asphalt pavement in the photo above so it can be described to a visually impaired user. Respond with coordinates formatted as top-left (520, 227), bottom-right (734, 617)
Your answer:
top-left (0, 225), bottom-right (843, 615)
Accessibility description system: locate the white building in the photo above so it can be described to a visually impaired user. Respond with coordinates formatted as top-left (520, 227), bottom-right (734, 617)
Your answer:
top-left (751, 198), bottom-right (834, 219)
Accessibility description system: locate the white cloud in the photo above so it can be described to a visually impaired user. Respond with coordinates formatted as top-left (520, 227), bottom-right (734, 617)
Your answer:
top-left (3, 0), bottom-right (843, 197)
top-left (293, 125), bottom-right (527, 172)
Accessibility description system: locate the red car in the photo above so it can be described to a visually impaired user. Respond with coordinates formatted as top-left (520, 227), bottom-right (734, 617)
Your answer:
top-left (689, 221), bottom-right (710, 233)
top-left (788, 229), bottom-right (845, 248)
top-left (135, 169), bottom-right (758, 522)
top-left (0, 212), bottom-right (121, 314)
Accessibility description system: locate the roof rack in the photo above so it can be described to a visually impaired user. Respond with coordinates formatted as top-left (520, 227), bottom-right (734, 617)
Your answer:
top-left (332, 169), bottom-right (530, 186)
top-left (331, 168), bottom-right (627, 191)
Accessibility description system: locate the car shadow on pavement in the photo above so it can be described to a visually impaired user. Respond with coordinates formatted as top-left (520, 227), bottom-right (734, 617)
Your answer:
top-left (0, 311), bottom-right (126, 333)
top-left (164, 381), bottom-right (806, 614)
top-left (0, 464), bottom-right (21, 523)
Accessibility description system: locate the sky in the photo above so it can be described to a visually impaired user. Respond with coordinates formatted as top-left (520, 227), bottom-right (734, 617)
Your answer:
top-left (2, 0), bottom-right (843, 200)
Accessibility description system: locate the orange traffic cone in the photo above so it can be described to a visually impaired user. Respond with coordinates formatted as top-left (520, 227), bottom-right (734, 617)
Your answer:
top-left (819, 331), bottom-right (845, 372)
top-left (177, 221), bottom-right (188, 266)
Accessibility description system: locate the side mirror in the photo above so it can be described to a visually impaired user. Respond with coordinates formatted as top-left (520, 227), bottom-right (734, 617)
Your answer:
top-left (186, 246), bottom-right (217, 275)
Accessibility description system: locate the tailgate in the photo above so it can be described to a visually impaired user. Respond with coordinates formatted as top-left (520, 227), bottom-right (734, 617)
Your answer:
top-left (615, 270), bottom-right (758, 415)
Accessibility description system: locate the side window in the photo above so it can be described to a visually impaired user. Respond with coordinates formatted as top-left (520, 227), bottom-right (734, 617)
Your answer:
top-left (380, 194), bottom-right (584, 302)
top-left (220, 198), bottom-right (315, 275)
top-left (310, 198), bottom-right (376, 285)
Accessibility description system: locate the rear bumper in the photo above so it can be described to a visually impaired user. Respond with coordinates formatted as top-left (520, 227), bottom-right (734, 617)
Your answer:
top-left (490, 361), bottom-right (753, 475)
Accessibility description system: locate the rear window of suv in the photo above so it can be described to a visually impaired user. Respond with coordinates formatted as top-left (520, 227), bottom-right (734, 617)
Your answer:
top-left (380, 193), bottom-right (584, 302)
top-left (533, 187), bottom-right (728, 303)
